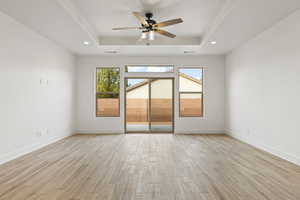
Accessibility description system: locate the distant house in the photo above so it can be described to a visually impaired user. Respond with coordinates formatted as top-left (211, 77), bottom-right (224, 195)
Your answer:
top-left (126, 73), bottom-right (202, 98)
top-left (126, 73), bottom-right (202, 123)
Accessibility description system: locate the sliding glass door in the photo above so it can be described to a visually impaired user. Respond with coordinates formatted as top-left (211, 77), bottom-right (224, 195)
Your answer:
top-left (125, 79), bottom-right (150, 132)
top-left (150, 79), bottom-right (173, 132)
top-left (125, 78), bottom-right (174, 133)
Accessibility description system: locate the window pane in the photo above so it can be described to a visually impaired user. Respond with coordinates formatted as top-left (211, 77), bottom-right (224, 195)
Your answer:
top-left (96, 93), bottom-right (119, 117)
top-left (179, 68), bottom-right (202, 92)
top-left (126, 65), bottom-right (173, 73)
top-left (150, 79), bottom-right (173, 132)
top-left (126, 79), bottom-right (147, 89)
top-left (180, 93), bottom-right (202, 117)
top-left (96, 68), bottom-right (120, 117)
top-left (126, 79), bottom-right (149, 132)
top-left (96, 68), bottom-right (120, 93)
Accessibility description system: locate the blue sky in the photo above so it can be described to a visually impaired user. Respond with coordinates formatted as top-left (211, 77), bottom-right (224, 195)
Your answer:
top-left (127, 66), bottom-right (173, 73)
top-left (127, 68), bottom-right (202, 86)
top-left (127, 79), bottom-right (146, 86)
top-left (179, 68), bottom-right (202, 80)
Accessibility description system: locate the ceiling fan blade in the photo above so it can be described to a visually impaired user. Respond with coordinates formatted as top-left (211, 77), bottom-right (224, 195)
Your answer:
top-left (132, 12), bottom-right (149, 27)
top-left (155, 29), bottom-right (176, 38)
top-left (112, 27), bottom-right (143, 30)
top-left (154, 18), bottom-right (183, 28)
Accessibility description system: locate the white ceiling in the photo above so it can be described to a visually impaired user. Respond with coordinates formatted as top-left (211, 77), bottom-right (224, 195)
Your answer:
top-left (0, 0), bottom-right (299, 55)
top-left (71, 0), bottom-right (225, 38)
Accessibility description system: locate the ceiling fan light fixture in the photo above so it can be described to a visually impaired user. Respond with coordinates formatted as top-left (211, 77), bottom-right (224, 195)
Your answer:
top-left (149, 31), bottom-right (155, 40)
top-left (210, 41), bottom-right (217, 45)
top-left (141, 31), bottom-right (148, 39)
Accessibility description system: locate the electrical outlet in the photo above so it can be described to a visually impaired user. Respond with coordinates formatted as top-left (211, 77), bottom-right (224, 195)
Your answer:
top-left (40, 78), bottom-right (49, 85)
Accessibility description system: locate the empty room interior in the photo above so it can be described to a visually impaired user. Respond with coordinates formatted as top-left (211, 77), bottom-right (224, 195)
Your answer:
top-left (1, 0), bottom-right (300, 199)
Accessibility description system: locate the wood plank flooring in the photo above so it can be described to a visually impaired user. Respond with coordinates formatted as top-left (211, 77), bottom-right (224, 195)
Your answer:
top-left (0, 134), bottom-right (300, 200)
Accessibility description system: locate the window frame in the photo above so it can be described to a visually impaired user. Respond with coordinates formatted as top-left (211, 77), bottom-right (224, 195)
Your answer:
top-left (125, 65), bottom-right (174, 73)
top-left (178, 67), bottom-right (204, 118)
top-left (95, 67), bottom-right (120, 117)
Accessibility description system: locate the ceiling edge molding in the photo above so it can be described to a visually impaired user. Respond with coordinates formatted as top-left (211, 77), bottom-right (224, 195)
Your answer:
top-left (199, 0), bottom-right (238, 46)
top-left (56, 0), bottom-right (99, 45)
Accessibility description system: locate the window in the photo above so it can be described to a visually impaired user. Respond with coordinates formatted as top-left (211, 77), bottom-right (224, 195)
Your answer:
top-left (179, 68), bottom-right (203, 117)
top-left (126, 65), bottom-right (174, 73)
top-left (96, 68), bottom-right (120, 117)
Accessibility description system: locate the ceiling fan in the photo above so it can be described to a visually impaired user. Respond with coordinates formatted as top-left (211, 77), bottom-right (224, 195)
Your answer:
top-left (112, 12), bottom-right (183, 40)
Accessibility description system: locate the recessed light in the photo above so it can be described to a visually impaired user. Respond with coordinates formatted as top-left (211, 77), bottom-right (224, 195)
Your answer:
top-left (184, 50), bottom-right (196, 54)
top-left (83, 41), bottom-right (90, 45)
top-left (210, 41), bottom-right (217, 45)
top-left (104, 50), bottom-right (119, 54)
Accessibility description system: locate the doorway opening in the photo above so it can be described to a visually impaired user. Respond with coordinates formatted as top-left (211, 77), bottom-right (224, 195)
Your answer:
top-left (125, 78), bottom-right (174, 133)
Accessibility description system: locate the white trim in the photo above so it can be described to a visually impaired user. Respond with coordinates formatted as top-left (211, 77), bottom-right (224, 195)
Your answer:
top-left (76, 129), bottom-right (124, 134)
top-left (77, 129), bottom-right (224, 135)
top-left (199, 0), bottom-right (237, 46)
top-left (56, 0), bottom-right (98, 44)
top-left (0, 134), bottom-right (71, 166)
top-left (225, 129), bottom-right (300, 166)
top-left (175, 129), bottom-right (225, 134)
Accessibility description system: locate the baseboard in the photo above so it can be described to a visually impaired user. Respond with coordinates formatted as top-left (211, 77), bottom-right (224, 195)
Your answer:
top-left (0, 133), bottom-right (71, 166)
top-left (76, 129), bottom-right (124, 134)
top-left (76, 129), bottom-right (224, 135)
top-left (225, 129), bottom-right (300, 166)
top-left (175, 129), bottom-right (225, 134)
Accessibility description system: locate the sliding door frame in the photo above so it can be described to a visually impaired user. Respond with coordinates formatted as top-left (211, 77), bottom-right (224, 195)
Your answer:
top-left (124, 77), bottom-right (174, 134)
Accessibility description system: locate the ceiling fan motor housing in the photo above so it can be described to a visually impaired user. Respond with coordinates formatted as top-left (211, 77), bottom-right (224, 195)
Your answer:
top-left (144, 13), bottom-right (156, 30)
top-left (145, 12), bottom-right (153, 19)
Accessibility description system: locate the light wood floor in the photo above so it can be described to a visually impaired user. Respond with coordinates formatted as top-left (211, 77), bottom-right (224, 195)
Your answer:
top-left (0, 134), bottom-right (300, 200)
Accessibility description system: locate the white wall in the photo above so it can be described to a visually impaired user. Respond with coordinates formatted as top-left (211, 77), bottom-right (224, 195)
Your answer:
top-left (225, 9), bottom-right (300, 165)
top-left (76, 55), bottom-right (225, 134)
top-left (0, 12), bottom-right (76, 164)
